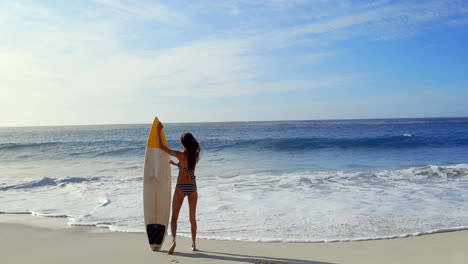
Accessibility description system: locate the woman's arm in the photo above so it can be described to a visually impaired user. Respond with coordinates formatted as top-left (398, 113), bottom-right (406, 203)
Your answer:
top-left (157, 123), bottom-right (183, 160)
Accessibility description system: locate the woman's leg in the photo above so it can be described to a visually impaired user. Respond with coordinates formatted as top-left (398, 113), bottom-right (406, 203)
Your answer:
top-left (168, 189), bottom-right (185, 255)
top-left (187, 191), bottom-right (198, 251)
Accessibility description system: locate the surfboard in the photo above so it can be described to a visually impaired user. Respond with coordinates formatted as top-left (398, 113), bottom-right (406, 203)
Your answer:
top-left (143, 117), bottom-right (171, 251)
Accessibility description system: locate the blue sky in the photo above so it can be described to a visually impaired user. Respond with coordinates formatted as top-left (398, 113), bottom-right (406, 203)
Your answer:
top-left (1, 0), bottom-right (468, 126)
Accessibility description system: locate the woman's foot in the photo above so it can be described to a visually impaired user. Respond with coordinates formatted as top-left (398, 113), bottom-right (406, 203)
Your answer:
top-left (168, 241), bottom-right (176, 255)
top-left (192, 244), bottom-right (198, 251)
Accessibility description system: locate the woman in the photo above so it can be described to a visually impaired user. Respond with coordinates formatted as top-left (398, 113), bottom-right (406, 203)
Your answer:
top-left (157, 122), bottom-right (201, 255)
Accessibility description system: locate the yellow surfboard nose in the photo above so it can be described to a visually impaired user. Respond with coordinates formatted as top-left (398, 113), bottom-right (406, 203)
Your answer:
top-left (147, 117), bottom-right (168, 148)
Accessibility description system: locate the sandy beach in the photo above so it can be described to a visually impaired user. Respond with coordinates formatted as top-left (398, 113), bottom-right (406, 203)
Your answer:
top-left (0, 214), bottom-right (466, 264)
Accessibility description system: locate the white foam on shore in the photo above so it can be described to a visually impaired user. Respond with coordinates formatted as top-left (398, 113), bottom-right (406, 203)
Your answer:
top-left (2, 212), bottom-right (468, 243)
top-left (1, 164), bottom-right (468, 242)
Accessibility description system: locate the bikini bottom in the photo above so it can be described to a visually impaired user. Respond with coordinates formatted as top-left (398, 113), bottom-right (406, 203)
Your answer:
top-left (176, 183), bottom-right (197, 196)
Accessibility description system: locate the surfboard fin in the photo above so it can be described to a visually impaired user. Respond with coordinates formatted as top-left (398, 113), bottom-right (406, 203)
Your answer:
top-left (146, 224), bottom-right (166, 246)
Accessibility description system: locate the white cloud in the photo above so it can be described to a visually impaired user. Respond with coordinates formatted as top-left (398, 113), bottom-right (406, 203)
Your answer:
top-left (292, 51), bottom-right (340, 66)
top-left (216, 3), bottom-right (241, 15)
top-left (256, 0), bottom-right (468, 47)
top-left (95, 0), bottom-right (188, 25)
top-left (2, 0), bottom-right (466, 125)
top-left (232, 0), bottom-right (310, 10)
top-left (1, 1), bottom-right (355, 116)
top-left (445, 17), bottom-right (468, 27)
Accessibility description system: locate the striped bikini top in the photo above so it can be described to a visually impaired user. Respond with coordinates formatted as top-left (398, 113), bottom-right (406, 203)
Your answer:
top-left (176, 163), bottom-right (196, 179)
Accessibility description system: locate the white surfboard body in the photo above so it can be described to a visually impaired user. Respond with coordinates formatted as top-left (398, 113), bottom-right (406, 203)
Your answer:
top-left (143, 117), bottom-right (171, 251)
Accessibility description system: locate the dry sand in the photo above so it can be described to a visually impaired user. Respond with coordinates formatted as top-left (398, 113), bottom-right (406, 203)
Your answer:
top-left (1, 214), bottom-right (467, 264)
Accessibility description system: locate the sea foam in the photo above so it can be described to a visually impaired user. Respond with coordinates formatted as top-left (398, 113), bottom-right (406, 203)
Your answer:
top-left (1, 164), bottom-right (467, 242)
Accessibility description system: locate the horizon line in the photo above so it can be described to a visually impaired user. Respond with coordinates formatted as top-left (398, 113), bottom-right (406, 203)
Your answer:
top-left (1, 116), bottom-right (467, 129)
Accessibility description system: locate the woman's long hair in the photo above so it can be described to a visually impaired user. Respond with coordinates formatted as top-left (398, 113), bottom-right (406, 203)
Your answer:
top-left (180, 132), bottom-right (201, 170)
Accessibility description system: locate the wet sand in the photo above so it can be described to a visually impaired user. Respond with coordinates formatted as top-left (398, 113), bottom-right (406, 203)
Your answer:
top-left (1, 214), bottom-right (467, 264)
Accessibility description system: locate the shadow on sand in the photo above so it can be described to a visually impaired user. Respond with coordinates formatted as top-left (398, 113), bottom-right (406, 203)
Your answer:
top-left (164, 249), bottom-right (336, 264)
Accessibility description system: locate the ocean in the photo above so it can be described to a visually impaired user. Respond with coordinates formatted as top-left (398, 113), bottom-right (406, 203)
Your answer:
top-left (1, 117), bottom-right (468, 242)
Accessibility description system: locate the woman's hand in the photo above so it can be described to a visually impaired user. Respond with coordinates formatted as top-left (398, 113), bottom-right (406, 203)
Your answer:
top-left (169, 160), bottom-right (178, 166)
top-left (157, 122), bottom-right (164, 131)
